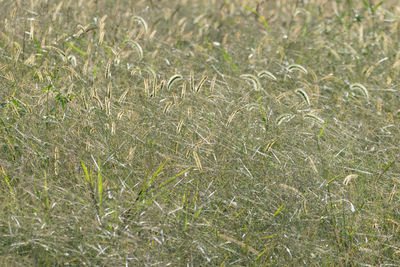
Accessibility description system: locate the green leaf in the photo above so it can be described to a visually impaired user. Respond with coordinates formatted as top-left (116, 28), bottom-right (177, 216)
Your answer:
top-left (1, 166), bottom-right (15, 196)
top-left (327, 174), bottom-right (340, 184)
top-left (318, 120), bottom-right (328, 137)
top-left (33, 38), bottom-right (41, 54)
top-left (147, 167), bottom-right (191, 196)
top-left (243, 6), bottom-right (270, 32)
top-left (376, 1), bottom-right (384, 8)
top-left (273, 204), bottom-right (284, 217)
top-left (81, 161), bottom-right (90, 183)
top-left (150, 159), bottom-right (168, 186)
top-left (64, 42), bottom-right (87, 57)
top-left (194, 206), bottom-right (203, 218)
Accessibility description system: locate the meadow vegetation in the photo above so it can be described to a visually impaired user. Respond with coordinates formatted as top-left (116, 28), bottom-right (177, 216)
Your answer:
top-left (0, 0), bottom-right (399, 265)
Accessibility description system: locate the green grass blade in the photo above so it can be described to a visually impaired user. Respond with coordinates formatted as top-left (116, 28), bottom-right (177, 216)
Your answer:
top-left (1, 166), bottom-right (15, 196)
top-left (243, 6), bottom-right (270, 32)
top-left (147, 167), bottom-right (191, 196)
top-left (64, 42), bottom-right (88, 57)
top-left (81, 160), bottom-right (90, 183)
top-left (273, 204), bottom-right (284, 217)
top-left (97, 159), bottom-right (103, 205)
top-left (318, 120), bottom-right (328, 137)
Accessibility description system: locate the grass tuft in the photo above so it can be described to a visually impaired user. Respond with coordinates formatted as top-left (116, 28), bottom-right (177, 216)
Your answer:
top-left (0, 0), bottom-right (399, 265)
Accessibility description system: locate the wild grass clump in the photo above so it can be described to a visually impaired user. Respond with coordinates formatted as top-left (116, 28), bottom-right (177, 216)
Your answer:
top-left (0, 0), bottom-right (399, 265)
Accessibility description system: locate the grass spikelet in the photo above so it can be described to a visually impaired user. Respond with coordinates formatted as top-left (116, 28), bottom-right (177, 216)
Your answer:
top-left (219, 233), bottom-right (260, 255)
top-left (294, 8), bottom-right (311, 22)
top-left (210, 75), bottom-right (217, 92)
top-left (167, 74), bottom-right (183, 90)
top-left (117, 111), bottom-right (124, 120)
top-left (276, 113), bottom-right (295, 125)
top-left (105, 58), bottom-right (112, 78)
top-left (67, 55), bottom-right (76, 67)
top-left (314, 84), bottom-right (320, 101)
top-left (143, 78), bottom-right (150, 97)
top-left (287, 64), bottom-right (308, 74)
top-left (177, 119), bottom-right (184, 133)
top-left (24, 54), bottom-right (36, 66)
top-left (13, 41), bottom-right (22, 62)
top-left (118, 89), bottom-right (129, 103)
top-left (326, 46), bottom-right (341, 61)
top-left (105, 97), bottom-right (111, 116)
top-left (93, 95), bottom-right (104, 109)
top-left (1, 166), bottom-right (15, 199)
top-left (258, 70), bottom-right (277, 81)
top-left (240, 74), bottom-right (262, 91)
top-left (193, 151), bottom-right (202, 171)
top-left (227, 109), bottom-right (241, 126)
top-left (308, 68), bottom-right (318, 82)
top-left (343, 174), bottom-right (358, 186)
top-left (52, 2), bottom-right (63, 21)
top-left (181, 82), bottom-right (187, 98)
top-left (265, 139), bottom-right (277, 152)
top-left (308, 157), bottom-right (318, 174)
top-left (189, 71), bottom-right (195, 91)
top-left (106, 81), bottom-right (112, 99)
top-left (157, 79), bottom-right (166, 92)
top-left (377, 98), bottom-right (382, 115)
top-left (303, 113), bottom-right (324, 124)
top-left (350, 83), bottom-right (369, 100)
top-left (43, 45), bottom-right (66, 62)
top-left (133, 16), bottom-right (148, 34)
top-left (98, 15), bottom-right (107, 44)
top-left (279, 183), bottom-right (304, 198)
top-left (146, 66), bottom-right (157, 81)
top-left (124, 40), bottom-right (143, 60)
top-left (295, 88), bottom-right (311, 106)
top-left (163, 101), bottom-right (173, 113)
top-left (54, 146), bottom-right (59, 175)
top-left (195, 74), bottom-right (207, 92)
top-left (245, 103), bottom-right (259, 111)
top-left (34, 69), bottom-right (43, 82)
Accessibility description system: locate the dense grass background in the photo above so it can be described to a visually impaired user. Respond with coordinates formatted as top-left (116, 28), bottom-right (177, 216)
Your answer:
top-left (0, 0), bottom-right (399, 265)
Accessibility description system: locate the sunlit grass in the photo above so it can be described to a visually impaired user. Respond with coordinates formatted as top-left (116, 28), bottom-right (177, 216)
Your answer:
top-left (0, 0), bottom-right (399, 265)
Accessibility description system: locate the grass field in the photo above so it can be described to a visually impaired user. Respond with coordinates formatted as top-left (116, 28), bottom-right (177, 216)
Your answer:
top-left (0, 0), bottom-right (399, 265)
